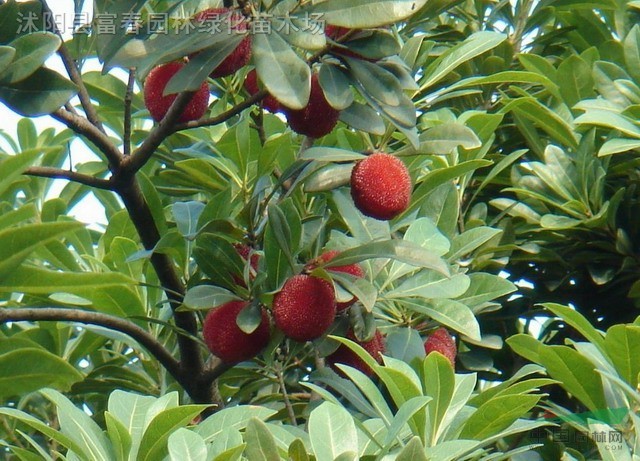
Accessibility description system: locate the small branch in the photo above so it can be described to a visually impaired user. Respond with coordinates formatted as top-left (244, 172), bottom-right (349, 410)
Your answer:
top-left (123, 68), bottom-right (136, 156)
top-left (52, 109), bottom-right (122, 169)
top-left (41, 0), bottom-right (106, 134)
top-left (122, 91), bottom-right (201, 175)
top-left (174, 91), bottom-right (266, 132)
top-left (199, 358), bottom-right (233, 386)
top-left (276, 366), bottom-right (297, 426)
top-left (25, 166), bottom-right (114, 190)
top-left (0, 307), bottom-right (182, 383)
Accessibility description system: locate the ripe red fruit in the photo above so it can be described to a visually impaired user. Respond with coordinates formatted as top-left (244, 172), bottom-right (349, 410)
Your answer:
top-left (272, 274), bottom-right (336, 341)
top-left (350, 152), bottom-right (412, 220)
top-left (143, 62), bottom-right (210, 123)
top-left (316, 250), bottom-right (364, 311)
top-left (192, 8), bottom-right (252, 78)
top-left (424, 327), bottom-right (457, 366)
top-left (283, 74), bottom-right (340, 138)
top-left (244, 69), bottom-right (281, 113)
top-left (203, 300), bottom-right (271, 364)
top-left (325, 25), bottom-right (351, 40)
top-left (327, 329), bottom-right (385, 376)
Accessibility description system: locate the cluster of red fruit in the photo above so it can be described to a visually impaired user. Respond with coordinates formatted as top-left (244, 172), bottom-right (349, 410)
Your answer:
top-left (201, 245), bottom-right (458, 375)
top-left (142, 7), bottom-right (364, 138)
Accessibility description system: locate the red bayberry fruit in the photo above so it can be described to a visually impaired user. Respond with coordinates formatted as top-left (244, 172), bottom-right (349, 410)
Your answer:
top-left (192, 7), bottom-right (252, 78)
top-left (244, 69), bottom-right (281, 113)
top-left (424, 327), bottom-right (457, 366)
top-left (232, 243), bottom-right (260, 287)
top-left (350, 152), bottom-right (412, 220)
top-left (282, 74), bottom-right (340, 138)
top-left (316, 250), bottom-right (365, 311)
top-left (203, 300), bottom-right (271, 364)
top-left (143, 61), bottom-right (210, 123)
top-left (325, 25), bottom-right (351, 40)
top-left (272, 274), bottom-right (336, 341)
top-left (327, 329), bottom-right (385, 376)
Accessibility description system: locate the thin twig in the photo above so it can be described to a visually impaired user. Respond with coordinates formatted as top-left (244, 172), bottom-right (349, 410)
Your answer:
top-left (0, 307), bottom-right (182, 384)
top-left (41, 0), bottom-right (106, 134)
top-left (51, 109), bottom-right (122, 168)
top-left (25, 166), bottom-right (114, 190)
top-left (174, 91), bottom-right (266, 132)
top-left (276, 366), bottom-right (298, 426)
top-left (123, 68), bottom-right (136, 156)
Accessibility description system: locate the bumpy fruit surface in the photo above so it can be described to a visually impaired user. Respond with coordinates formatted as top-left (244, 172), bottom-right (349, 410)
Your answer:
top-left (272, 274), bottom-right (336, 341)
top-left (203, 300), bottom-right (271, 364)
top-left (424, 327), bottom-right (457, 366)
top-left (283, 74), bottom-right (340, 138)
top-left (192, 7), bottom-right (251, 78)
top-left (244, 69), bottom-right (281, 113)
top-left (143, 62), bottom-right (209, 123)
top-left (327, 329), bottom-right (385, 376)
top-left (316, 250), bottom-right (364, 311)
top-left (350, 152), bottom-right (412, 220)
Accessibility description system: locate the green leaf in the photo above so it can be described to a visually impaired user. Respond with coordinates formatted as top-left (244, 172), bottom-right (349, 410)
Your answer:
top-left (543, 303), bottom-right (606, 352)
top-left (244, 418), bottom-right (280, 461)
top-left (396, 437), bottom-right (428, 461)
top-left (172, 201), bottom-right (205, 239)
top-left (557, 55), bottom-right (594, 107)
top-left (319, 63), bottom-right (354, 110)
top-left (0, 32), bottom-right (61, 84)
top-left (539, 345), bottom-right (607, 412)
top-left (506, 334), bottom-right (542, 364)
top-left (253, 30), bottom-right (310, 109)
top-left (0, 408), bottom-right (86, 457)
top-left (0, 67), bottom-right (77, 116)
top-left (418, 123), bottom-right (482, 154)
top-left (325, 240), bottom-right (450, 276)
top-left (0, 148), bottom-right (44, 197)
top-left (183, 285), bottom-right (241, 310)
top-left (105, 412), bottom-right (132, 461)
top-left (386, 272), bottom-right (470, 300)
top-left (310, 0), bottom-right (428, 28)
top-left (624, 25), bottom-right (640, 83)
top-left (300, 147), bottom-right (366, 162)
top-left (385, 328), bottom-right (426, 363)
top-left (288, 439), bottom-right (310, 461)
top-left (137, 405), bottom-right (209, 461)
top-left (459, 394), bottom-right (541, 439)
top-left (457, 273), bottom-right (517, 308)
top-left (196, 406), bottom-right (278, 443)
top-left (0, 349), bottom-right (83, 399)
top-left (604, 325), bottom-right (640, 388)
top-left (382, 396), bottom-right (431, 448)
top-left (448, 227), bottom-right (502, 260)
top-left (308, 402), bottom-right (358, 460)
top-left (421, 32), bottom-right (507, 90)
top-left (41, 388), bottom-right (114, 461)
top-left (403, 299), bottom-right (481, 341)
top-left (598, 138), bottom-right (640, 156)
top-left (423, 353), bottom-right (455, 445)
top-left (339, 101), bottom-right (386, 135)
top-left (0, 221), bottom-right (83, 280)
top-left (0, 46), bottom-right (16, 74)
top-left (165, 35), bottom-right (244, 94)
top-left (168, 429), bottom-right (208, 461)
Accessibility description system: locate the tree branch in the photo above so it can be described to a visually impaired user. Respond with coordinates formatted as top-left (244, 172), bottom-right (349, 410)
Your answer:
top-left (25, 166), bottom-right (114, 190)
top-left (115, 179), bottom-right (207, 400)
top-left (0, 307), bottom-right (182, 384)
top-left (123, 68), bottom-right (136, 156)
top-left (41, 0), bottom-right (106, 134)
top-left (122, 91), bottom-right (201, 175)
top-left (174, 91), bottom-right (266, 132)
top-left (52, 109), bottom-right (122, 168)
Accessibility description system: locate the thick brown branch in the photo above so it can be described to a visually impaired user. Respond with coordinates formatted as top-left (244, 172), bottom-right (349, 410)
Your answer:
top-left (41, 0), bottom-right (106, 134)
top-left (115, 179), bottom-right (207, 400)
top-left (52, 109), bottom-right (122, 168)
top-left (0, 307), bottom-right (182, 383)
top-left (25, 166), bottom-right (114, 190)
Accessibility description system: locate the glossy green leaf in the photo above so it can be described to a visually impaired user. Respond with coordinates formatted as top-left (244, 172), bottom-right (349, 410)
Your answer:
top-left (310, 0), bottom-right (428, 28)
top-left (244, 418), bottom-right (280, 461)
top-left (168, 429), bottom-right (207, 461)
top-left (319, 63), bottom-right (354, 110)
top-left (0, 68), bottom-right (77, 116)
top-left (253, 30), bottom-right (310, 109)
top-left (604, 325), bottom-right (640, 388)
top-left (403, 299), bottom-right (481, 341)
top-left (459, 394), bottom-right (540, 439)
top-left (423, 353), bottom-right (455, 445)
top-left (0, 32), bottom-right (61, 84)
top-left (308, 402), bottom-right (358, 460)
